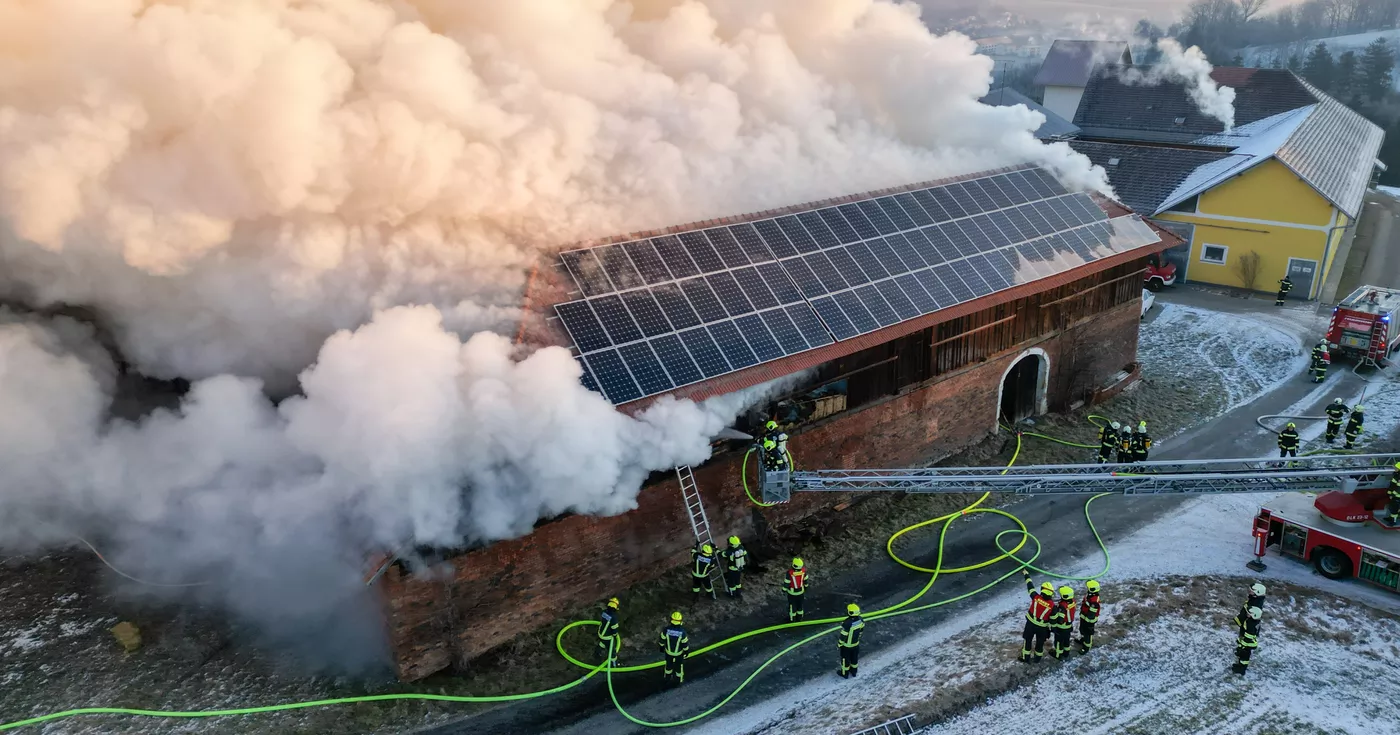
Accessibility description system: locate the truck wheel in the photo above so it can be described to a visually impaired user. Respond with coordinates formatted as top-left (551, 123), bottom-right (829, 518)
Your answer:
top-left (1146, 278), bottom-right (1163, 292)
top-left (1313, 548), bottom-right (1352, 580)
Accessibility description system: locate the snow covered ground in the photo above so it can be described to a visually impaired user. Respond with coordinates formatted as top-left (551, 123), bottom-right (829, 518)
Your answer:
top-left (693, 491), bottom-right (1400, 735)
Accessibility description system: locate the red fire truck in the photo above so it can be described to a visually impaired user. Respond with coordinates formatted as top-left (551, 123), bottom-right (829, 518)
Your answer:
top-left (1255, 488), bottom-right (1400, 593)
top-left (1326, 286), bottom-right (1400, 365)
top-left (1144, 253), bottom-right (1177, 291)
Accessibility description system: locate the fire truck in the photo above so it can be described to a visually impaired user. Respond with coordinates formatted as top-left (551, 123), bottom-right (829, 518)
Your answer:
top-left (1144, 253), bottom-right (1177, 291)
top-left (1326, 286), bottom-right (1400, 366)
top-left (1255, 489), bottom-right (1400, 592)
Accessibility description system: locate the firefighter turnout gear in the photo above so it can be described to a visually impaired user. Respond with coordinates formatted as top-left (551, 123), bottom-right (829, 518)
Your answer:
top-left (1078, 581), bottom-right (1101, 653)
top-left (659, 613), bottom-right (689, 686)
top-left (1311, 347), bottom-right (1329, 383)
top-left (1385, 464), bottom-right (1400, 525)
top-left (760, 420), bottom-right (790, 471)
top-left (784, 559), bottom-right (808, 622)
top-left (1277, 423), bottom-right (1300, 458)
top-left (1232, 606), bottom-right (1262, 675)
top-left (719, 536), bottom-right (748, 598)
top-left (838, 604), bottom-right (864, 679)
top-left (1325, 399), bottom-right (1348, 443)
top-left (691, 543), bottom-right (716, 600)
top-left (597, 599), bottom-right (622, 663)
top-left (1276, 276), bottom-right (1292, 305)
top-left (1129, 427), bottom-right (1150, 462)
top-left (1235, 584), bottom-right (1265, 633)
top-left (1344, 406), bottom-right (1365, 449)
top-left (1050, 586), bottom-right (1077, 659)
top-left (1098, 422), bottom-right (1119, 463)
top-left (1117, 430), bottom-right (1132, 464)
top-left (1020, 570), bottom-right (1054, 663)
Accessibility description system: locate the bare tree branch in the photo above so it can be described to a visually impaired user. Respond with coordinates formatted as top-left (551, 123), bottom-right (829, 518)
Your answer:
top-left (1238, 0), bottom-right (1268, 21)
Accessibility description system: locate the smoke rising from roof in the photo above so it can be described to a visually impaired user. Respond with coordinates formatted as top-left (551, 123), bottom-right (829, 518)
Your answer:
top-left (0, 0), bottom-right (1108, 666)
top-left (1120, 38), bottom-right (1238, 131)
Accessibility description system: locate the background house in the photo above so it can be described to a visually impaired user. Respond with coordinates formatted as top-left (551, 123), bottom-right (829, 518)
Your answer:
top-left (1033, 40), bottom-right (1132, 123)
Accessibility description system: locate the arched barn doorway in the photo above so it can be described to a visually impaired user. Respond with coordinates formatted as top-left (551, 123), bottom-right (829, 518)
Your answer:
top-left (998, 349), bottom-right (1049, 424)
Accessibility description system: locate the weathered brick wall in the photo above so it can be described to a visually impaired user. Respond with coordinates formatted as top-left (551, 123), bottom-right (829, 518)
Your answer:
top-left (379, 302), bottom-right (1140, 680)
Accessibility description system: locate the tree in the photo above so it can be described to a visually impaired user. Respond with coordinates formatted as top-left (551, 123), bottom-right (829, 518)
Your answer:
top-left (1233, 251), bottom-right (1263, 292)
top-left (1361, 38), bottom-right (1396, 102)
top-left (1288, 53), bottom-right (1303, 73)
top-left (1269, 53), bottom-right (1284, 69)
top-left (1231, 53), bottom-right (1245, 66)
top-left (1335, 50), bottom-right (1360, 101)
top-left (1237, 0), bottom-right (1268, 22)
top-left (1303, 42), bottom-right (1335, 90)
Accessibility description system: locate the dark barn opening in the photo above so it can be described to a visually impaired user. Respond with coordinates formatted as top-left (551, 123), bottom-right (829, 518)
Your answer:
top-left (1000, 354), bottom-right (1042, 423)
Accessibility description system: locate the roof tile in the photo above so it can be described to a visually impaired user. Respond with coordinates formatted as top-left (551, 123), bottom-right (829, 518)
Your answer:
top-left (1068, 140), bottom-right (1244, 215)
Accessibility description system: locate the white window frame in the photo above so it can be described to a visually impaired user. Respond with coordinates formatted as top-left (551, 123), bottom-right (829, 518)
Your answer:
top-left (1200, 243), bottom-right (1229, 265)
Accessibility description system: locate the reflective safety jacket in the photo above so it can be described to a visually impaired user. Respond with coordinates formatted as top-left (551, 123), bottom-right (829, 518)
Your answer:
top-left (1119, 433), bottom-right (1132, 452)
top-left (1236, 616), bottom-right (1260, 649)
top-left (1024, 577), bottom-right (1053, 626)
top-left (1080, 594), bottom-right (1101, 624)
top-left (1347, 411), bottom-right (1365, 433)
top-left (598, 608), bottom-right (620, 641)
top-left (1277, 428), bottom-right (1300, 450)
top-left (720, 545), bottom-right (748, 572)
top-left (1325, 403), bottom-right (1348, 423)
top-left (1099, 426), bottom-right (1118, 448)
top-left (1389, 474), bottom-right (1400, 499)
top-left (1234, 594), bottom-right (1264, 630)
top-left (691, 547), bottom-right (715, 578)
top-left (838, 615), bottom-right (864, 648)
top-left (1278, 278), bottom-right (1293, 293)
top-left (659, 624), bottom-right (689, 656)
top-left (1129, 433), bottom-right (1147, 454)
top-left (1049, 600), bottom-right (1076, 630)
top-left (784, 568), bottom-right (808, 596)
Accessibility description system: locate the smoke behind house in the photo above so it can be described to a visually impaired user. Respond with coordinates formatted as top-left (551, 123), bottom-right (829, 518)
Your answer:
top-left (1120, 38), bottom-right (1238, 130)
top-left (0, 0), bottom-right (1108, 667)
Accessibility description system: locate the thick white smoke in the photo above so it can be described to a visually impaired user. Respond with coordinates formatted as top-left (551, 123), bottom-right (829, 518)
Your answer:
top-left (0, 0), bottom-right (1109, 666)
top-left (1121, 38), bottom-right (1237, 131)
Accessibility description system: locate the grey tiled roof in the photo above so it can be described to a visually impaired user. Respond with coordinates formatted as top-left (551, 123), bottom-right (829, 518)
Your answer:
top-left (979, 87), bottom-right (1080, 139)
top-left (1033, 40), bottom-right (1130, 87)
top-left (1277, 79), bottom-right (1384, 218)
top-left (1068, 140), bottom-right (1247, 215)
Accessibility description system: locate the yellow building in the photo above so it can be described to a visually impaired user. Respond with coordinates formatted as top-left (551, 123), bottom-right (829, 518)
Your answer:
top-left (1065, 67), bottom-right (1383, 299)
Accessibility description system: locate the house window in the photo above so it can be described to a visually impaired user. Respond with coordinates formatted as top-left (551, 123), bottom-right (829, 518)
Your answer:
top-left (1200, 244), bottom-right (1228, 265)
top-left (1167, 195), bottom-right (1198, 213)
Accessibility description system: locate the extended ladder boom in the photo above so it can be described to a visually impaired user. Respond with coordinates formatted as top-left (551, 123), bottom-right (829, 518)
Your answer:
top-left (758, 454), bottom-right (1400, 504)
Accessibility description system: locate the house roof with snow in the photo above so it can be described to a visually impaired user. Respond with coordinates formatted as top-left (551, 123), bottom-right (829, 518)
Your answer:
top-left (980, 87), bottom-right (1080, 140)
top-left (1032, 40), bottom-right (1131, 88)
top-left (1075, 67), bottom-right (1384, 218)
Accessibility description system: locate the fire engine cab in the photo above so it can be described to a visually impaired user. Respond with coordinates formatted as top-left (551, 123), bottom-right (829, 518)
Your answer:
top-left (1326, 285), bottom-right (1400, 366)
top-left (1255, 488), bottom-right (1400, 593)
top-left (1144, 253), bottom-right (1177, 292)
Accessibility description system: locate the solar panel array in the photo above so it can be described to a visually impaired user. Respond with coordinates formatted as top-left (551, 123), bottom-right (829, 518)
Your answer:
top-left (554, 167), bottom-right (1160, 405)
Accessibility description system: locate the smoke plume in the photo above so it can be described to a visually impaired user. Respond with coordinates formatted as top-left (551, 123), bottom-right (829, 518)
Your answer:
top-left (0, 0), bottom-right (1108, 666)
top-left (1121, 38), bottom-right (1237, 131)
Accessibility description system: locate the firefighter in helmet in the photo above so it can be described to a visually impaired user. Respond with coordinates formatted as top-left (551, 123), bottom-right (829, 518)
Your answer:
top-left (1117, 426), bottom-right (1133, 464)
top-left (1235, 582), bottom-right (1266, 632)
top-left (783, 557), bottom-right (808, 622)
top-left (1129, 426), bottom-right (1149, 463)
top-left (719, 535), bottom-right (748, 598)
top-left (1277, 422), bottom-right (1300, 458)
top-left (658, 611), bottom-right (690, 686)
top-left (1098, 421), bottom-right (1120, 464)
top-left (1078, 579), bottom-right (1102, 653)
top-left (1324, 398), bottom-right (1348, 443)
top-left (1276, 275), bottom-right (1293, 305)
top-left (597, 597), bottom-right (622, 663)
top-left (691, 542), bottom-right (716, 600)
top-left (1344, 405), bottom-right (1365, 449)
top-left (760, 420), bottom-right (790, 471)
top-left (1385, 462), bottom-right (1400, 527)
top-left (1311, 343), bottom-right (1330, 383)
top-left (837, 603), bottom-right (864, 678)
top-left (1019, 569), bottom-right (1054, 663)
top-left (1232, 606), bottom-right (1262, 675)
top-left (1050, 585), bottom-right (1078, 659)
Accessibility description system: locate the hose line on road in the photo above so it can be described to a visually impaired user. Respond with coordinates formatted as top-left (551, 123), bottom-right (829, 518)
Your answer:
top-left (0, 430), bottom-right (1112, 732)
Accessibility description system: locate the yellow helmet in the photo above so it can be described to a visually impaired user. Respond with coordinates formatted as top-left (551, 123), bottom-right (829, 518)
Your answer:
top-left (729, 535), bottom-right (741, 546)
top-left (1058, 586), bottom-right (1074, 599)
top-left (670, 611), bottom-right (683, 624)
top-left (1393, 462), bottom-right (1399, 471)
top-left (1286, 422), bottom-right (1296, 429)
top-left (847, 603), bottom-right (861, 616)
top-left (1040, 582), bottom-right (1054, 595)
top-left (792, 557), bottom-right (804, 569)
top-left (607, 597), bottom-right (619, 609)
top-left (1355, 405), bottom-right (1364, 411)
top-left (766, 420), bottom-right (778, 431)
top-left (1086, 579), bottom-right (1100, 593)
top-left (701, 543), bottom-right (713, 554)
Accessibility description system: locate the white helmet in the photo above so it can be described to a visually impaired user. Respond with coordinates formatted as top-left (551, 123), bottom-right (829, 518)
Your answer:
top-left (1247, 606), bottom-right (1263, 620)
top-left (1333, 397), bottom-right (1344, 405)
top-left (1111, 421), bottom-right (1121, 430)
top-left (1250, 582), bottom-right (1266, 597)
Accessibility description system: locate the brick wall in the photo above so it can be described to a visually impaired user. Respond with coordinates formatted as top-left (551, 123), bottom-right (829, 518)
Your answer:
top-left (379, 301), bottom-right (1140, 680)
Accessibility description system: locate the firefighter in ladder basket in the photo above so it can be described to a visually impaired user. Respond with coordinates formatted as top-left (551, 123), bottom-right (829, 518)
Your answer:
top-left (1325, 398), bottom-right (1348, 443)
top-left (1276, 275), bottom-right (1293, 305)
top-left (1019, 569), bottom-right (1054, 663)
top-left (760, 420), bottom-right (790, 471)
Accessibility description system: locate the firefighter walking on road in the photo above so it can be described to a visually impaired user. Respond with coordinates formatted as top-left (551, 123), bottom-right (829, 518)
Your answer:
top-left (658, 612), bottom-right (689, 686)
top-left (691, 543), bottom-right (716, 601)
top-left (1325, 398), bottom-right (1348, 443)
top-left (597, 597), bottom-right (622, 664)
top-left (1050, 586), bottom-right (1077, 659)
top-left (1277, 422), bottom-right (1300, 458)
top-left (837, 603), bottom-right (864, 678)
top-left (1344, 405), bottom-right (1365, 449)
top-left (1020, 569), bottom-right (1055, 663)
top-left (783, 557), bottom-right (808, 622)
top-left (1098, 421), bottom-right (1120, 463)
top-left (1232, 606), bottom-right (1262, 675)
top-left (1078, 580), bottom-right (1101, 653)
top-left (1276, 275), bottom-right (1293, 305)
top-left (719, 535), bottom-right (748, 599)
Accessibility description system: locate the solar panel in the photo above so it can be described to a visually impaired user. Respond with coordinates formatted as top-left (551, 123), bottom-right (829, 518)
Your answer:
top-left (556, 301), bottom-right (612, 353)
top-left (783, 257), bottom-right (827, 298)
top-left (867, 238), bottom-right (908, 275)
top-left (876, 280), bottom-right (920, 321)
top-left (621, 290), bottom-right (672, 338)
top-left (591, 295), bottom-right (644, 344)
top-left (988, 175), bottom-right (1028, 206)
top-left (916, 269), bottom-right (956, 308)
top-left (707, 321), bottom-right (758, 369)
top-left (704, 228), bottom-right (750, 269)
top-left (680, 278), bottom-right (728, 323)
top-left (811, 297), bottom-right (858, 340)
top-left (577, 358), bottom-right (601, 394)
top-left (948, 221), bottom-right (983, 258)
top-left (1036, 200), bottom-right (1071, 232)
top-left (968, 254), bottom-right (1010, 291)
top-left (919, 225), bottom-right (956, 265)
top-left (856, 285), bottom-right (899, 327)
top-left (951, 259), bottom-right (993, 297)
top-left (856, 200), bottom-right (899, 235)
top-left (598, 244), bottom-right (645, 291)
top-left (679, 328), bottom-right (730, 378)
top-left (877, 197), bottom-right (917, 232)
top-left (811, 251), bottom-right (856, 290)
top-left (757, 262), bottom-right (804, 304)
top-left (894, 193), bottom-right (935, 226)
top-left (839, 203), bottom-right (882, 240)
top-left (833, 290), bottom-right (878, 334)
top-left (796, 212), bottom-right (840, 249)
top-left (936, 265), bottom-right (976, 302)
top-left (947, 183), bottom-right (983, 215)
top-left (584, 350), bottom-right (641, 404)
top-left (561, 249), bottom-right (614, 296)
top-left (733, 267), bottom-right (779, 310)
top-left (705, 271), bottom-right (753, 316)
top-left (819, 208), bottom-right (862, 244)
top-left (847, 242), bottom-right (888, 281)
top-left (895, 273), bottom-right (937, 313)
top-left (650, 334), bottom-right (703, 387)
top-left (728, 223), bottom-right (773, 263)
top-left (735, 314), bottom-right (784, 362)
top-left (778, 215), bottom-right (822, 253)
top-left (885, 233), bottom-right (926, 270)
top-left (787, 305), bottom-right (834, 347)
top-left (754, 220), bottom-right (798, 259)
top-left (619, 342), bottom-right (673, 395)
top-left (680, 232), bottom-right (726, 272)
top-left (652, 236), bottom-right (700, 279)
top-left (651, 283), bottom-right (702, 329)
top-left (625, 240), bottom-right (674, 284)
top-left (761, 309), bottom-right (808, 353)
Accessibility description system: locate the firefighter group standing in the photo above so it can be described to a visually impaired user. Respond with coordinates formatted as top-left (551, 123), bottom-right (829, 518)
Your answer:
top-left (1097, 419), bottom-right (1151, 464)
top-left (1019, 572), bottom-right (1102, 663)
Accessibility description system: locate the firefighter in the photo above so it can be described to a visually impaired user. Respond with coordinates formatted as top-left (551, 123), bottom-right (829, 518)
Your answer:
top-left (1277, 421), bottom-right (1300, 458)
top-left (1078, 579), bottom-right (1101, 653)
top-left (1232, 606), bottom-right (1262, 675)
top-left (1276, 275), bottom-right (1292, 305)
top-left (691, 542), bottom-right (716, 601)
top-left (1311, 345), bottom-right (1330, 383)
top-left (1311, 339), bottom-right (1328, 365)
top-left (1344, 405), bottom-right (1365, 449)
top-left (760, 420), bottom-right (790, 471)
top-left (719, 535), bottom-right (748, 599)
top-left (783, 557), bottom-right (808, 622)
top-left (597, 597), bottom-right (622, 664)
top-left (1385, 462), bottom-right (1400, 526)
top-left (1235, 582), bottom-right (1266, 631)
top-left (837, 603), bottom-right (864, 678)
top-left (1019, 569), bottom-right (1055, 663)
top-left (1129, 426), bottom-right (1149, 463)
top-left (658, 611), bottom-right (689, 686)
top-left (1097, 421), bottom-right (1120, 464)
top-left (1325, 398), bottom-right (1348, 443)
top-left (1050, 585), bottom-right (1077, 659)
top-left (1117, 426), bottom-right (1133, 464)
